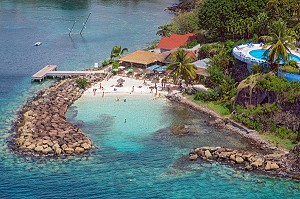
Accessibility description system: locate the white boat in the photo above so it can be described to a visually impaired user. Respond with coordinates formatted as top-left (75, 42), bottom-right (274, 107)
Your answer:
top-left (34, 42), bottom-right (42, 46)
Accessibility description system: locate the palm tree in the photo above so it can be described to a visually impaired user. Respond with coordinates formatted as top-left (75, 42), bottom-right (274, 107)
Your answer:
top-left (110, 45), bottom-right (128, 60)
top-left (260, 19), bottom-right (296, 70)
top-left (167, 49), bottom-right (197, 85)
top-left (156, 24), bottom-right (174, 37)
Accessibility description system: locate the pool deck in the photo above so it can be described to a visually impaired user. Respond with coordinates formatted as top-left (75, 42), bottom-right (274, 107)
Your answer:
top-left (233, 44), bottom-right (300, 65)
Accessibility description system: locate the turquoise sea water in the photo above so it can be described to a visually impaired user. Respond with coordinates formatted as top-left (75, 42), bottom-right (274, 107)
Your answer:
top-left (250, 49), bottom-right (300, 62)
top-left (0, 0), bottom-right (300, 198)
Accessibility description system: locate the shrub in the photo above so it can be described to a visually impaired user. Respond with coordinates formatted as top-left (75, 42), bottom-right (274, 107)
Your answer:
top-left (275, 127), bottom-right (297, 140)
top-left (207, 65), bottom-right (224, 87)
top-left (281, 65), bottom-right (299, 74)
top-left (184, 40), bottom-right (198, 48)
top-left (102, 60), bottom-right (110, 67)
top-left (206, 87), bottom-right (222, 101)
top-left (76, 78), bottom-right (90, 89)
top-left (112, 61), bottom-right (120, 69)
top-left (288, 60), bottom-right (298, 68)
top-left (194, 91), bottom-right (205, 101)
top-left (251, 64), bottom-right (263, 74)
top-left (193, 87), bottom-right (221, 102)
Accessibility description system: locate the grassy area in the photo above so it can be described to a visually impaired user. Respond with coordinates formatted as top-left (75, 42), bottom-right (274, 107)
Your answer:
top-left (187, 95), bottom-right (230, 116)
top-left (260, 133), bottom-right (298, 150)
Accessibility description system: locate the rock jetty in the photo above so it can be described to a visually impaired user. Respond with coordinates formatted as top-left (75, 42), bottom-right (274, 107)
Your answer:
top-left (189, 146), bottom-right (300, 180)
top-left (13, 76), bottom-right (102, 156)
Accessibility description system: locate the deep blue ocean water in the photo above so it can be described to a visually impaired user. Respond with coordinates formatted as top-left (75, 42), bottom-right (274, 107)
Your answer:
top-left (0, 0), bottom-right (300, 198)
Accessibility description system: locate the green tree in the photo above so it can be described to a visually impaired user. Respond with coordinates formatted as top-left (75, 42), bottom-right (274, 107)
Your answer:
top-left (260, 19), bottom-right (296, 69)
top-left (197, 0), bottom-right (267, 38)
top-left (208, 49), bottom-right (231, 74)
top-left (173, 11), bottom-right (199, 34)
top-left (254, 12), bottom-right (269, 36)
top-left (293, 22), bottom-right (300, 41)
top-left (110, 45), bottom-right (128, 60)
top-left (167, 49), bottom-right (197, 85)
top-left (219, 75), bottom-right (237, 102)
top-left (266, 0), bottom-right (300, 23)
top-left (156, 24), bottom-right (175, 37)
top-left (206, 65), bottom-right (224, 88)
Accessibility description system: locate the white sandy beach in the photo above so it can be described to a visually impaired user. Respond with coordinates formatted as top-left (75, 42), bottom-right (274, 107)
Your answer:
top-left (83, 75), bottom-right (171, 98)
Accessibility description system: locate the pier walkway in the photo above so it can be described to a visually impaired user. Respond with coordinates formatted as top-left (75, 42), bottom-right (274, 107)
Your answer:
top-left (32, 65), bottom-right (105, 82)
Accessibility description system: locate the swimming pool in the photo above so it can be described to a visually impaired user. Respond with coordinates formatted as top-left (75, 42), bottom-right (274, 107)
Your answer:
top-left (249, 49), bottom-right (300, 63)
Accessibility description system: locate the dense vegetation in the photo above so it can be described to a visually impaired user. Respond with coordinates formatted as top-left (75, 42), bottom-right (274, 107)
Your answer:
top-left (76, 78), bottom-right (90, 89)
top-left (162, 0), bottom-right (300, 148)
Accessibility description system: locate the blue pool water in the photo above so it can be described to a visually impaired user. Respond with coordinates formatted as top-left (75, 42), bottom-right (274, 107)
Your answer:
top-left (250, 49), bottom-right (300, 62)
top-left (0, 0), bottom-right (300, 198)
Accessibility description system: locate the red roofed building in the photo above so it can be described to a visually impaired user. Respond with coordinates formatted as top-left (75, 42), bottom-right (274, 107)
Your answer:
top-left (163, 49), bottom-right (197, 64)
top-left (157, 33), bottom-right (203, 52)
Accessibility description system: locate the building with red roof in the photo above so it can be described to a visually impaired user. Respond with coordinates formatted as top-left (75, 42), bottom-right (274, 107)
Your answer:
top-left (157, 33), bottom-right (203, 52)
top-left (162, 49), bottom-right (197, 64)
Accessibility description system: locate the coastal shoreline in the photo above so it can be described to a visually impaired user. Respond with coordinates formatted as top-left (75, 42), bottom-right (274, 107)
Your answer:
top-left (166, 93), bottom-right (300, 180)
top-left (9, 73), bottom-right (299, 179)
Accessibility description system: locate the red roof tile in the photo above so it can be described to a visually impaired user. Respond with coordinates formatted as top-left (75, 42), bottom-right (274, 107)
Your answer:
top-left (157, 33), bottom-right (202, 50)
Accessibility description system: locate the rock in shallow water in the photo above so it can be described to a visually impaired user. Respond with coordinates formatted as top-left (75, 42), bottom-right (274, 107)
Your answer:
top-left (187, 146), bottom-right (298, 179)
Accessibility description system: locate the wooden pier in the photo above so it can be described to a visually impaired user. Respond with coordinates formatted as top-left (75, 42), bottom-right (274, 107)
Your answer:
top-left (31, 65), bottom-right (104, 82)
top-left (32, 65), bottom-right (57, 81)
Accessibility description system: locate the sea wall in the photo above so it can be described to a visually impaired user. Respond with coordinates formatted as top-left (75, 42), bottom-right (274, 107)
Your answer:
top-left (13, 75), bottom-right (103, 156)
top-left (189, 146), bottom-right (300, 180)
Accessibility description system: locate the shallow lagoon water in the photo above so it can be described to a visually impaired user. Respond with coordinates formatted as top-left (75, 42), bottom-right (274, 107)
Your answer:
top-left (0, 0), bottom-right (300, 198)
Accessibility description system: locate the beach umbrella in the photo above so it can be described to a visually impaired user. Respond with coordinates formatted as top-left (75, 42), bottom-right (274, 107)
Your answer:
top-left (128, 68), bottom-right (133, 73)
top-left (138, 68), bottom-right (144, 73)
top-left (146, 64), bottom-right (160, 71)
top-left (117, 78), bottom-right (125, 83)
top-left (119, 66), bottom-right (126, 69)
top-left (112, 68), bottom-right (119, 72)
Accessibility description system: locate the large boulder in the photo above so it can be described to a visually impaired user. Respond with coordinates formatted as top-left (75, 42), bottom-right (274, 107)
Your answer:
top-left (204, 150), bottom-right (212, 159)
top-left (251, 158), bottom-right (263, 168)
top-left (34, 145), bottom-right (43, 152)
top-left (75, 147), bottom-right (85, 154)
top-left (235, 156), bottom-right (244, 164)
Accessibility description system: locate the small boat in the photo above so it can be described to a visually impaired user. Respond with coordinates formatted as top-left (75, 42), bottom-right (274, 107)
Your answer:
top-left (34, 42), bottom-right (42, 46)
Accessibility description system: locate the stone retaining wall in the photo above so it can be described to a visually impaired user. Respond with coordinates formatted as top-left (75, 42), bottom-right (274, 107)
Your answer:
top-left (13, 76), bottom-right (102, 156)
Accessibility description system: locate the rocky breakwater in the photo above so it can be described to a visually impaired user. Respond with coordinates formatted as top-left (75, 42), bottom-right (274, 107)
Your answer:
top-left (13, 78), bottom-right (94, 156)
top-left (189, 146), bottom-right (300, 180)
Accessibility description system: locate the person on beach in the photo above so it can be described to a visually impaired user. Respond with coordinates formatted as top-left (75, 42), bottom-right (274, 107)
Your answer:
top-left (124, 99), bottom-right (126, 102)
top-left (124, 119), bottom-right (126, 123)
top-left (93, 88), bottom-right (97, 96)
top-left (167, 86), bottom-right (171, 93)
top-left (132, 86), bottom-right (134, 93)
top-left (99, 83), bottom-right (101, 89)
top-left (102, 91), bottom-right (105, 97)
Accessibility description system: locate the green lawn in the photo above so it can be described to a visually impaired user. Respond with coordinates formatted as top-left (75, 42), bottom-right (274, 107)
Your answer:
top-left (260, 133), bottom-right (298, 150)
